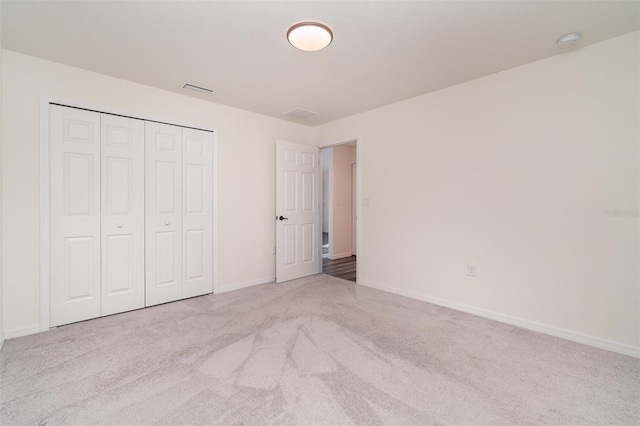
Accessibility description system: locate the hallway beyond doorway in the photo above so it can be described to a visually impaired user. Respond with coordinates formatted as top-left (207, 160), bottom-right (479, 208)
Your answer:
top-left (322, 256), bottom-right (356, 282)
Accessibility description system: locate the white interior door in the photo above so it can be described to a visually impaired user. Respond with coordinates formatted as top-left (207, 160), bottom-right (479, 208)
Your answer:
top-left (101, 114), bottom-right (145, 315)
top-left (182, 128), bottom-right (213, 298)
top-left (276, 140), bottom-right (320, 283)
top-left (352, 162), bottom-right (357, 256)
top-left (145, 122), bottom-right (183, 306)
top-left (50, 105), bottom-right (102, 326)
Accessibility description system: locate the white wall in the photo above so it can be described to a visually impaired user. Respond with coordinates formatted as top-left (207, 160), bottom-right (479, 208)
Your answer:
top-left (1, 50), bottom-right (314, 336)
top-left (2, 33), bottom-right (638, 356)
top-left (329, 145), bottom-right (353, 258)
top-left (316, 32), bottom-right (640, 355)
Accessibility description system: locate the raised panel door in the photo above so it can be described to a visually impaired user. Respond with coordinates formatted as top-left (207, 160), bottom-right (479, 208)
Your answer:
top-left (50, 105), bottom-right (102, 326)
top-left (275, 140), bottom-right (320, 283)
top-left (145, 122), bottom-right (183, 306)
top-left (101, 114), bottom-right (145, 315)
top-left (182, 128), bottom-right (213, 298)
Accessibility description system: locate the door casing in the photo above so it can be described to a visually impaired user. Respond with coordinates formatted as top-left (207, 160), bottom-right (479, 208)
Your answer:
top-left (317, 137), bottom-right (360, 282)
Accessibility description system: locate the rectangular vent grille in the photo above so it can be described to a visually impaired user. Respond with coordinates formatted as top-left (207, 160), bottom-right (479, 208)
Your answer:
top-left (283, 107), bottom-right (318, 119)
top-left (182, 83), bottom-right (213, 95)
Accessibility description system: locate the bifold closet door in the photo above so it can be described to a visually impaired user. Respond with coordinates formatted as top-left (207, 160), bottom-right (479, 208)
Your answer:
top-left (51, 106), bottom-right (146, 326)
top-left (182, 128), bottom-right (213, 298)
top-left (50, 105), bottom-right (102, 327)
top-left (145, 122), bottom-right (183, 306)
top-left (101, 114), bottom-right (145, 315)
top-left (145, 124), bottom-right (213, 305)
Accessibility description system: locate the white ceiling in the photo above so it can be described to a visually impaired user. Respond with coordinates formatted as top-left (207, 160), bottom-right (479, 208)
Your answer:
top-left (2, 1), bottom-right (639, 126)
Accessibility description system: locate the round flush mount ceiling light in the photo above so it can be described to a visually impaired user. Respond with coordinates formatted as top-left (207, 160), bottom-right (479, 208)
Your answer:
top-left (557, 32), bottom-right (581, 49)
top-left (287, 22), bottom-right (333, 51)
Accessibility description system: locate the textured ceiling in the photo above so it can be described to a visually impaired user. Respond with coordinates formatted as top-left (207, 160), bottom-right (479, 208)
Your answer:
top-left (2, 1), bottom-right (639, 126)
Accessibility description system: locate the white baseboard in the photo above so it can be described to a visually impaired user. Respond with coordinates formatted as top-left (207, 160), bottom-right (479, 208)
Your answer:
top-left (329, 252), bottom-right (352, 260)
top-left (215, 276), bottom-right (275, 294)
top-left (358, 279), bottom-right (640, 358)
top-left (4, 324), bottom-right (43, 340)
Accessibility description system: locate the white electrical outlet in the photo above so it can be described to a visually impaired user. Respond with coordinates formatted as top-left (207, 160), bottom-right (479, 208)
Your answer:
top-left (467, 264), bottom-right (477, 277)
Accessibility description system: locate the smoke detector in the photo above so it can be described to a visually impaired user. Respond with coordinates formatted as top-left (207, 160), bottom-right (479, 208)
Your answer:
top-left (557, 32), bottom-right (581, 49)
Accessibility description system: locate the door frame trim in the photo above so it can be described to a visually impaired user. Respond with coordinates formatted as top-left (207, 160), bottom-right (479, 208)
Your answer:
top-left (318, 135), bottom-right (360, 283)
top-left (351, 161), bottom-right (357, 256)
top-left (39, 95), bottom-right (219, 332)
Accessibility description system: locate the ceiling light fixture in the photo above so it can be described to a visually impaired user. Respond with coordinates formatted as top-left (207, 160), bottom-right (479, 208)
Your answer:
top-left (287, 22), bottom-right (333, 52)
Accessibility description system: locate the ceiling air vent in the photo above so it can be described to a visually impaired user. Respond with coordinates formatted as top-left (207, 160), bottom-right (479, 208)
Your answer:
top-left (181, 83), bottom-right (214, 95)
top-left (283, 107), bottom-right (318, 120)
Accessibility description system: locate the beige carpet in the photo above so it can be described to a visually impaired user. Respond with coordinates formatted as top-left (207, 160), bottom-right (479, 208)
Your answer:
top-left (1, 274), bottom-right (638, 425)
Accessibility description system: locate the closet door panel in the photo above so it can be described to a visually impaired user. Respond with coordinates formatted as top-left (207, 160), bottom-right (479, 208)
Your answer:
top-left (50, 105), bottom-right (102, 326)
top-left (182, 128), bottom-right (213, 298)
top-left (101, 114), bottom-right (145, 315)
top-left (146, 122), bottom-right (183, 306)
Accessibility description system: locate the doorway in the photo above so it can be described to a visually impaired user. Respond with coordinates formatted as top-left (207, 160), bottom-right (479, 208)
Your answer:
top-left (321, 142), bottom-right (357, 282)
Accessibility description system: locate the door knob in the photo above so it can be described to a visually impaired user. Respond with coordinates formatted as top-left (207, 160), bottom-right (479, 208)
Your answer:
top-left (278, 216), bottom-right (289, 221)
top-left (117, 224), bottom-right (123, 228)
top-left (164, 222), bottom-right (170, 226)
